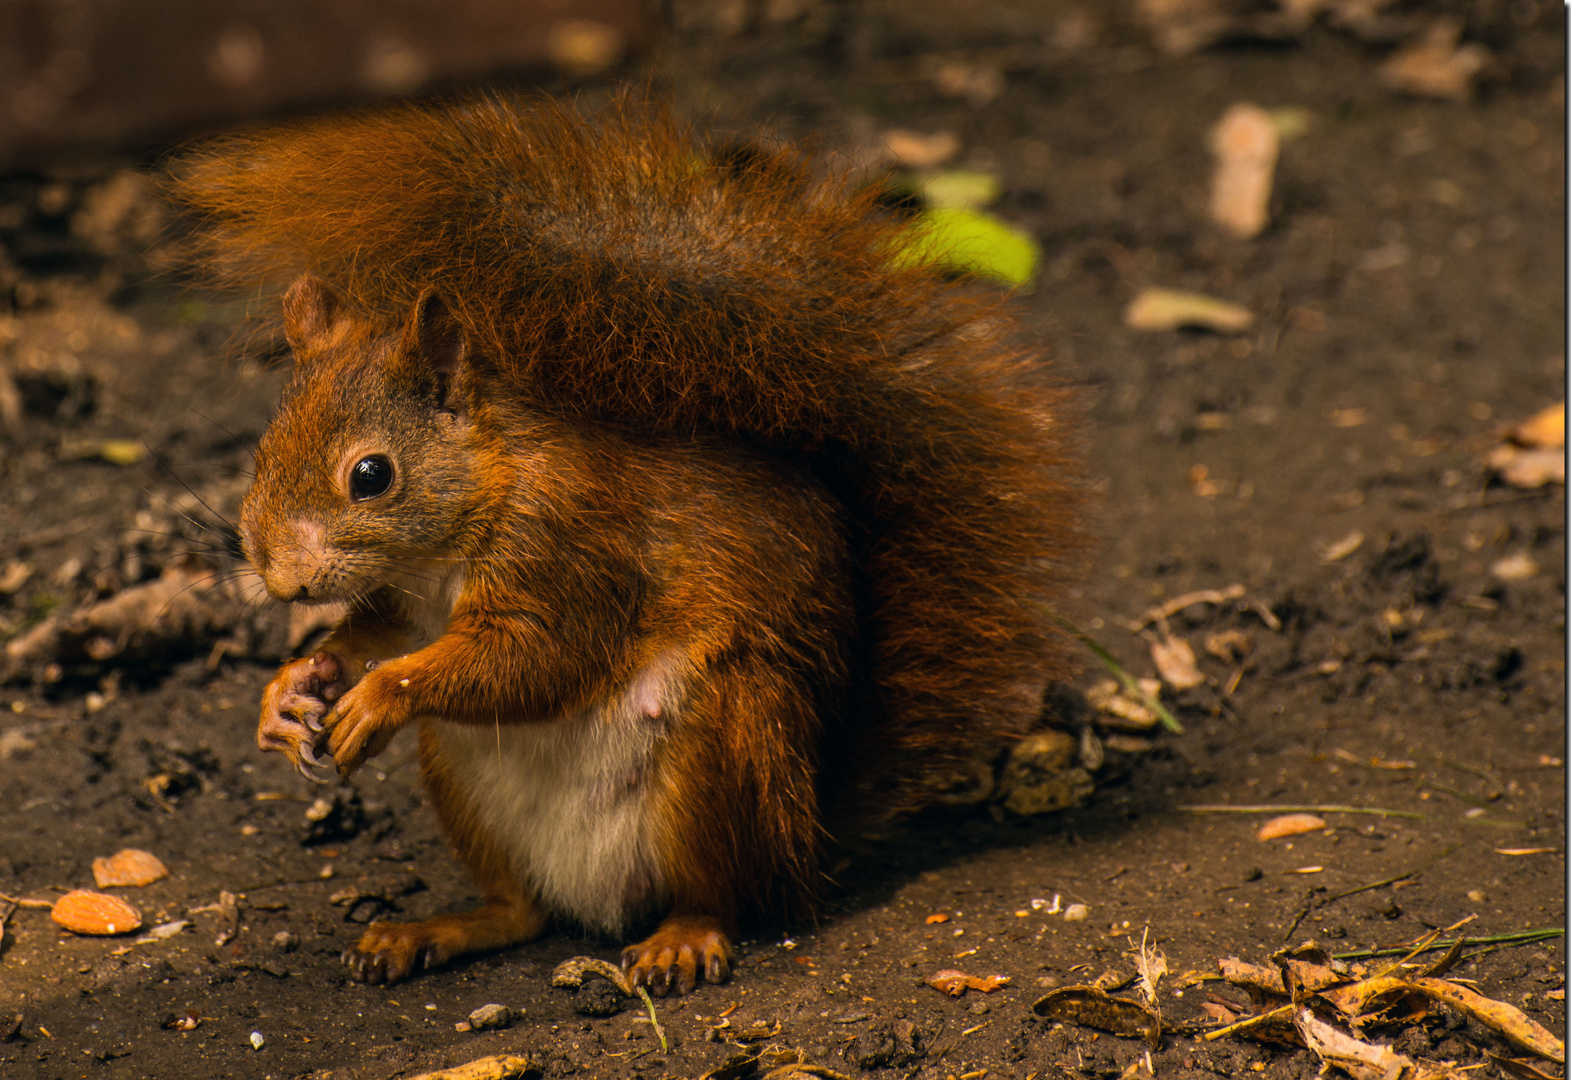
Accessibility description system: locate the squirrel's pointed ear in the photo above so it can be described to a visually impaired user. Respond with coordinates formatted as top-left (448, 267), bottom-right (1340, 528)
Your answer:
top-left (398, 287), bottom-right (470, 411)
top-left (281, 274), bottom-right (344, 355)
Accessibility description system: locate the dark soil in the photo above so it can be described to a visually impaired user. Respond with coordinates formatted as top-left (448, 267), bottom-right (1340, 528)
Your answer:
top-left (0, 4), bottom-right (1564, 1079)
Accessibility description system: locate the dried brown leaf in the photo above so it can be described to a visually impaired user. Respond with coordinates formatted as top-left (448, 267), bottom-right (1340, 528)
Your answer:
top-left (1485, 1050), bottom-right (1565, 1080)
top-left (761, 1066), bottom-right (852, 1080)
top-left (403, 1056), bottom-right (541, 1080)
top-left (1321, 977), bottom-right (1564, 1063)
top-left (1220, 954), bottom-right (1347, 999)
top-left (1199, 1001), bottom-right (1240, 1024)
top-left (1293, 1007), bottom-right (1412, 1080)
top-left (1032, 985), bottom-right (1162, 1048)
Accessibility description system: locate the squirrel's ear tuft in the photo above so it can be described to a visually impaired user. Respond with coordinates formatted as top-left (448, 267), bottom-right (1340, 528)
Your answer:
top-left (281, 275), bottom-right (345, 355)
top-left (399, 287), bottom-right (470, 411)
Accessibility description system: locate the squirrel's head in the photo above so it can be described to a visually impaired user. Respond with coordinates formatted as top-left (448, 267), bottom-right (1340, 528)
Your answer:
top-left (240, 275), bottom-right (484, 604)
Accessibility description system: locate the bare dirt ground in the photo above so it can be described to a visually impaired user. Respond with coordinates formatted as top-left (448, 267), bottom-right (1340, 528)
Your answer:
top-left (0, 4), bottom-right (1564, 1079)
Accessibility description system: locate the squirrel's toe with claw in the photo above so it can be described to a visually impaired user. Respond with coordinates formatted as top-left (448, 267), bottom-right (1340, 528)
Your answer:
top-left (342, 923), bottom-right (447, 985)
top-left (622, 916), bottom-right (731, 996)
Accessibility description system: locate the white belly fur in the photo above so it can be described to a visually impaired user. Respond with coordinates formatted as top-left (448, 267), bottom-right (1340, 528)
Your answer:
top-left (424, 671), bottom-right (678, 937)
top-left (391, 567), bottom-right (679, 935)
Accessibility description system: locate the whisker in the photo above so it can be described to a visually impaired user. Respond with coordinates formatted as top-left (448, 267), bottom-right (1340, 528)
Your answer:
top-left (188, 408), bottom-right (258, 469)
top-left (144, 442), bottom-right (237, 531)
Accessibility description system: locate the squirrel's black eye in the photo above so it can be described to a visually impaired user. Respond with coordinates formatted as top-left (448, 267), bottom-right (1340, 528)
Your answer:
top-left (349, 455), bottom-right (394, 501)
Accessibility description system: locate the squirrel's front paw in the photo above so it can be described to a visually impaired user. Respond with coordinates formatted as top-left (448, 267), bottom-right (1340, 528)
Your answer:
top-left (321, 668), bottom-right (413, 776)
top-left (258, 652), bottom-right (350, 782)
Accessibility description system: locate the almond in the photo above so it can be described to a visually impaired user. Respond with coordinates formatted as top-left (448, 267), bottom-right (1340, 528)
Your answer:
top-left (92, 849), bottom-right (169, 889)
top-left (1257, 813), bottom-right (1327, 841)
top-left (51, 890), bottom-right (143, 935)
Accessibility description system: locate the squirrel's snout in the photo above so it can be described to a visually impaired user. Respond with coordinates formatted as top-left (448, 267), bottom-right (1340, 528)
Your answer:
top-left (246, 515), bottom-right (335, 603)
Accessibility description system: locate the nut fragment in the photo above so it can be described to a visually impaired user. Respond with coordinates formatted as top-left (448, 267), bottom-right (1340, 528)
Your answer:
top-left (92, 849), bottom-right (168, 888)
top-left (1210, 103), bottom-right (1279, 239)
top-left (51, 890), bottom-right (143, 936)
top-left (1257, 813), bottom-right (1327, 841)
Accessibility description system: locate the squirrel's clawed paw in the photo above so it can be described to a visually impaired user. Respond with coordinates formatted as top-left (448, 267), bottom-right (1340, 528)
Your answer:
top-left (320, 667), bottom-right (413, 776)
top-left (342, 922), bottom-right (452, 985)
top-left (622, 915), bottom-right (732, 996)
top-left (257, 652), bottom-right (349, 782)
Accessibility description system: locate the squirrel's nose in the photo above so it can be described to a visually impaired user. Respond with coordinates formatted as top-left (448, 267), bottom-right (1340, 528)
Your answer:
top-left (259, 568), bottom-right (309, 604)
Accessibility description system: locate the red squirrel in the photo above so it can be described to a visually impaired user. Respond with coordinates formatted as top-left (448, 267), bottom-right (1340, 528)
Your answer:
top-left (169, 93), bottom-right (1088, 994)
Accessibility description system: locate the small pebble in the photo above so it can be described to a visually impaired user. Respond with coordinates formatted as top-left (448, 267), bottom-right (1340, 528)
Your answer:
top-left (467, 1003), bottom-right (514, 1031)
top-left (249, 1031), bottom-right (264, 1050)
top-left (1063, 903), bottom-right (1089, 921)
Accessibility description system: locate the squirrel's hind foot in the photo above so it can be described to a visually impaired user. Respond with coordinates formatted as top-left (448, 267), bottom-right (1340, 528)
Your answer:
top-left (343, 897), bottom-right (548, 984)
top-left (622, 913), bottom-right (732, 996)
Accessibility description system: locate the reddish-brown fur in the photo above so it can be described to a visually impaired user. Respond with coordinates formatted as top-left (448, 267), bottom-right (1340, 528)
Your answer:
top-left (169, 92), bottom-right (1089, 991)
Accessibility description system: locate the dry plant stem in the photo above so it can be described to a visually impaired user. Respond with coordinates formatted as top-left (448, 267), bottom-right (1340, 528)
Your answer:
top-left (1050, 613), bottom-right (1183, 734)
top-left (1369, 920), bottom-right (1468, 982)
top-left (1129, 584), bottom-right (1246, 632)
top-left (636, 986), bottom-right (668, 1053)
top-left (1434, 756), bottom-right (1504, 796)
top-left (1425, 781), bottom-right (1495, 808)
top-left (1203, 1002), bottom-right (1296, 1041)
top-left (1332, 927), bottom-right (1565, 961)
top-left (1322, 844), bottom-right (1461, 903)
top-left (1179, 803), bottom-right (1426, 819)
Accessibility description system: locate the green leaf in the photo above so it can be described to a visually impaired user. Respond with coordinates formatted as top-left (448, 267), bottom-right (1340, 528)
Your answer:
top-left (890, 206), bottom-right (1040, 287)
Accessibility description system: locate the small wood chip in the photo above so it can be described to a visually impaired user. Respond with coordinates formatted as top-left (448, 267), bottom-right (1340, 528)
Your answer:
top-left (1125, 288), bottom-right (1253, 334)
top-left (1150, 635), bottom-right (1204, 691)
top-left (92, 849), bottom-right (168, 889)
top-left (1321, 531), bottom-right (1365, 562)
top-left (1491, 553), bottom-right (1540, 581)
top-left (1210, 103), bottom-right (1279, 239)
top-left (51, 890), bottom-right (142, 936)
top-left (1487, 445), bottom-right (1565, 488)
top-left (1381, 18), bottom-right (1489, 101)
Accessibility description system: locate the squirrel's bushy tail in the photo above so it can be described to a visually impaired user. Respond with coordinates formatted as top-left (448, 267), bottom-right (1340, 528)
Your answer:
top-left (170, 91), bottom-right (1090, 811)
